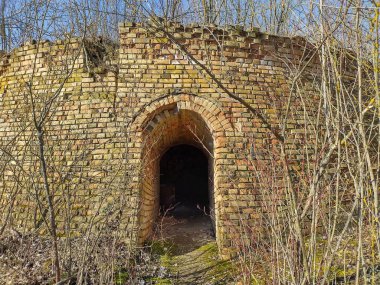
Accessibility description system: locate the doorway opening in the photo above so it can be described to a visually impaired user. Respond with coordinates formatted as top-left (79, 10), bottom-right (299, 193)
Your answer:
top-left (138, 108), bottom-right (217, 252)
top-left (159, 144), bottom-right (214, 254)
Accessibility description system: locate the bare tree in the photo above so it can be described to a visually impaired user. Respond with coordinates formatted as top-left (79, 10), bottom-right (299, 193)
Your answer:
top-left (0, 0), bottom-right (379, 284)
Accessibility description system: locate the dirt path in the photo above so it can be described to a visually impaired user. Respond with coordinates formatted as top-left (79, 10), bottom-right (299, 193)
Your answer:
top-left (153, 205), bottom-right (235, 284)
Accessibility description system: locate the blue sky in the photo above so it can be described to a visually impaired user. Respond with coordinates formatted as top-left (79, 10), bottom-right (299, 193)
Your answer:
top-left (1, 0), bottom-right (378, 51)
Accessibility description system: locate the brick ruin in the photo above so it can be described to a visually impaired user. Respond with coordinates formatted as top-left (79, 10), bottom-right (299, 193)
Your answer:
top-left (0, 20), bottom-right (323, 257)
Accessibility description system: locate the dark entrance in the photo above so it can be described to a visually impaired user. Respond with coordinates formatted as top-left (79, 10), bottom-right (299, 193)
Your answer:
top-left (159, 144), bottom-right (209, 214)
top-left (159, 144), bottom-right (214, 253)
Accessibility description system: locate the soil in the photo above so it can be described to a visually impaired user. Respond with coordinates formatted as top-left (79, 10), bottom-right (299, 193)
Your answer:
top-left (152, 204), bottom-right (234, 284)
top-left (158, 204), bottom-right (215, 255)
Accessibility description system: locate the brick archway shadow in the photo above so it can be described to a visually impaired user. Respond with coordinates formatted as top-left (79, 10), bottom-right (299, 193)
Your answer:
top-left (127, 93), bottom-right (235, 252)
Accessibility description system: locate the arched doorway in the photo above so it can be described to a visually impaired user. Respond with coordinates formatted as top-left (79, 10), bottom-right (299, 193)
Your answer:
top-left (138, 107), bottom-right (216, 249)
top-left (128, 95), bottom-right (235, 257)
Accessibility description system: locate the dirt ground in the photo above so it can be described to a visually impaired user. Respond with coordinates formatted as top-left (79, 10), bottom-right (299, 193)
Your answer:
top-left (151, 204), bottom-right (234, 284)
top-left (157, 204), bottom-right (215, 254)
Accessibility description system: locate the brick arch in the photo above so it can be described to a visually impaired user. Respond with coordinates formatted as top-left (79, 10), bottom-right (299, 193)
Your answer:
top-left (128, 93), bottom-right (233, 250)
top-left (129, 93), bottom-right (234, 135)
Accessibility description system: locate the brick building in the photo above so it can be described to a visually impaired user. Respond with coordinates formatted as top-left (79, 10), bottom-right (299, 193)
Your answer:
top-left (0, 20), bottom-right (321, 257)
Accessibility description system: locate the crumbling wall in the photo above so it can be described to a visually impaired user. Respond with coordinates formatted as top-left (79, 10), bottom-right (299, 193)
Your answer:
top-left (0, 21), bottom-right (323, 256)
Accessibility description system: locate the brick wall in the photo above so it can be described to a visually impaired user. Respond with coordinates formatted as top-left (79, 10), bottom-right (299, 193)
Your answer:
top-left (0, 21), bottom-right (323, 257)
